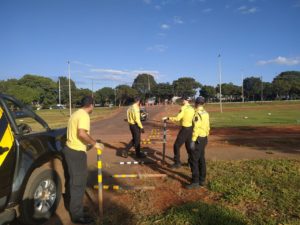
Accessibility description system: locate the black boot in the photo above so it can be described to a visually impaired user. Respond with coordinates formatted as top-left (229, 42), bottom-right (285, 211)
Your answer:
top-left (136, 152), bottom-right (146, 158)
top-left (121, 150), bottom-right (128, 158)
top-left (170, 163), bottom-right (181, 169)
top-left (185, 183), bottom-right (200, 190)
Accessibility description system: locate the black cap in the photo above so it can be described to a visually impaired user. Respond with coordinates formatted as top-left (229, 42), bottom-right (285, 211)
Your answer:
top-left (182, 95), bottom-right (191, 101)
top-left (134, 96), bottom-right (141, 102)
top-left (195, 96), bottom-right (205, 104)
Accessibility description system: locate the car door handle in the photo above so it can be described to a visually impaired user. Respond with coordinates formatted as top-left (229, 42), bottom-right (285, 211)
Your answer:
top-left (0, 147), bottom-right (9, 155)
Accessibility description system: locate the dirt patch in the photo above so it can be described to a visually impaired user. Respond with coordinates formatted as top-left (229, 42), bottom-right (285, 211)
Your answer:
top-left (152, 105), bottom-right (300, 155)
top-left (212, 126), bottom-right (300, 136)
top-left (84, 165), bottom-right (217, 225)
top-left (209, 126), bottom-right (300, 155)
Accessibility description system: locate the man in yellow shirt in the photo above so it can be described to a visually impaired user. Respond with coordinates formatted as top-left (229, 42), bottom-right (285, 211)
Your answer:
top-left (186, 96), bottom-right (210, 189)
top-left (165, 96), bottom-right (194, 169)
top-left (63, 96), bottom-right (103, 224)
top-left (122, 96), bottom-right (146, 158)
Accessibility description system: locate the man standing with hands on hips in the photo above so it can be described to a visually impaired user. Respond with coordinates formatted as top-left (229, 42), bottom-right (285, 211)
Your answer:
top-left (63, 96), bottom-right (104, 224)
top-left (186, 96), bottom-right (210, 189)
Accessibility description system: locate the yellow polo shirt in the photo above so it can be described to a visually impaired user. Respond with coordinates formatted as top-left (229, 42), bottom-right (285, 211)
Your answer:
top-left (169, 104), bottom-right (194, 127)
top-left (66, 109), bottom-right (90, 152)
top-left (192, 106), bottom-right (210, 141)
top-left (127, 103), bottom-right (143, 129)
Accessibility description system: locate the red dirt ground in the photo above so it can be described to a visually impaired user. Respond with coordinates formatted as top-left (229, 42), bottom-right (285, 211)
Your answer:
top-left (212, 126), bottom-right (300, 135)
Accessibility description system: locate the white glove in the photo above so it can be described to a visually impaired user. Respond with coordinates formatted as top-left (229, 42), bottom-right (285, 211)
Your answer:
top-left (162, 117), bottom-right (168, 121)
top-left (94, 142), bottom-right (104, 150)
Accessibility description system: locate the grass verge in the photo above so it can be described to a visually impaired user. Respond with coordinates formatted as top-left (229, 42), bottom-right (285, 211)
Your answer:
top-left (141, 159), bottom-right (300, 225)
top-left (165, 102), bottom-right (300, 127)
top-left (207, 105), bottom-right (300, 127)
top-left (38, 107), bottom-right (118, 128)
top-left (140, 201), bottom-right (249, 225)
top-left (209, 108), bottom-right (300, 127)
top-left (20, 107), bottom-right (118, 131)
top-left (208, 159), bottom-right (300, 225)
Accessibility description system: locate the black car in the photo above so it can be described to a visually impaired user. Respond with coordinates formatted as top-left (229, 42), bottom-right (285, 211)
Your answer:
top-left (0, 94), bottom-right (66, 225)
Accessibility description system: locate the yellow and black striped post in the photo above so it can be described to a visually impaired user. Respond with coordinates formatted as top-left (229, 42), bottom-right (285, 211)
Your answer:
top-left (112, 174), bottom-right (138, 178)
top-left (97, 147), bottom-right (103, 220)
top-left (162, 119), bottom-right (167, 163)
top-left (94, 185), bottom-right (155, 191)
top-left (112, 173), bottom-right (167, 179)
top-left (118, 161), bottom-right (144, 165)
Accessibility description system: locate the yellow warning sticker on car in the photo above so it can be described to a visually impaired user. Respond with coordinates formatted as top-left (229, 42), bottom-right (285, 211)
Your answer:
top-left (0, 107), bottom-right (14, 167)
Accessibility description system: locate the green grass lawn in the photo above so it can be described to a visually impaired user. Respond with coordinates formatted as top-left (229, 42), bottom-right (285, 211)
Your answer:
top-left (38, 107), bottom-right (118, 128)
top-left (142, 201), bottom-right (249, 225)
top-left (206, 101), bottom-right (300, 127)
top-left (20, 107), bottom-right (118, 131)
top-left (142, 160), bottom-right (300, 225)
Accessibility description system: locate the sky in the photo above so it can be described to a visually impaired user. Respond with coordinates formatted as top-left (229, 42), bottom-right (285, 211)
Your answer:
top-left (1, 0), bottom-right (300, 90)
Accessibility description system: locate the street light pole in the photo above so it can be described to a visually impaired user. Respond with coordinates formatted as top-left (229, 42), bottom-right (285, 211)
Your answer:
top-left (68, 61), bottom-right (72, 117)
top-left (218, 54), bottom-right (223, 113)
top-left (242, 72), bottom-right (244, 103)
top-left (114, 88), bottom-right (117, 106)
top-left (91, 79), bottom-right (94, 98)
top-left (58, 78), bottom-right (61, 106)
top-left (261, 76), bottom-right (263, 101)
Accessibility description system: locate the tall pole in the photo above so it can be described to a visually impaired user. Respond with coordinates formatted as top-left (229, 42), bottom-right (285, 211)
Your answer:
top-left (68, 61), bottom-right (72, 116)
top-left (58, 78), bottom-right (61, 105)
top-left (261, 76), bottom-right (263, 101)
top-left (162, 119), bottom-right (167, 163)
top-left (242, 73), bottom-right (244, 103)
top-left (91, 79), bottom-right (94, 98)
top-left (96, 147), bottom-right (103, 221)
top-left (114, 88), bottom-right (117, 106)
top-left (218, 54), bottom-right (223, 113)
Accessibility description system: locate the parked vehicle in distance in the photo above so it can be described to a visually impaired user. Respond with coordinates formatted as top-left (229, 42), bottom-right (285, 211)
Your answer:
top-left (49, 104), bottom-right (65, 110)
top-left (140, 107), bottom-right (148, 121)
top-left (0, 94), bottom-right (67, 225)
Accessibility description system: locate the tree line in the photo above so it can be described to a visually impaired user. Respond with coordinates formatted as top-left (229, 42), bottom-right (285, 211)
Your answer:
top-left (201, 71), bottom-right (300, 102)
top-left (0, 71), bottom-right (299, 107)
